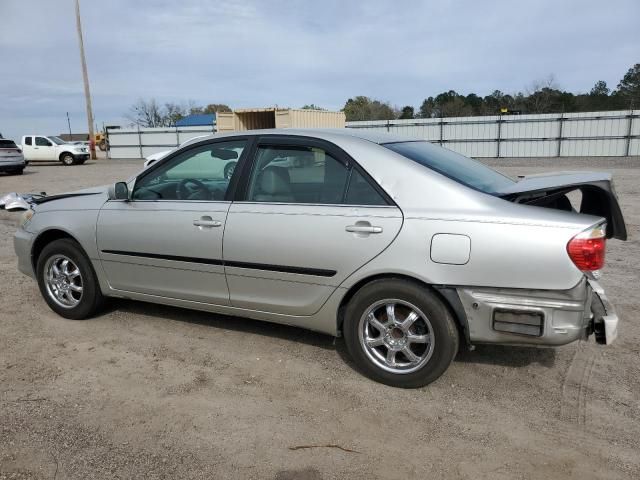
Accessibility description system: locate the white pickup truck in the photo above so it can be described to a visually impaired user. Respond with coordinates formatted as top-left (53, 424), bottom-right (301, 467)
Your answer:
top-left (21, 135), bottom-right (89, 166)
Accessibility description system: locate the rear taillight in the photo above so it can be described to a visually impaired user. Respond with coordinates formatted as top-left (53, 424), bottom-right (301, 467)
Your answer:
top-left (567, 224), bottom-right (606, 271)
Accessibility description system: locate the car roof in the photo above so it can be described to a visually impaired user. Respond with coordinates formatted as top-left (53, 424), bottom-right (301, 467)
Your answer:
top-left (182, 128), bottom-right (419, 147)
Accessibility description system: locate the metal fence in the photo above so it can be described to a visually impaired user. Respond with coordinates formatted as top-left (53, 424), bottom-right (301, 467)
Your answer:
top-left (346, 110), bottom-right (640, 158)
top-left (106, 125), bottom-right (215, 159)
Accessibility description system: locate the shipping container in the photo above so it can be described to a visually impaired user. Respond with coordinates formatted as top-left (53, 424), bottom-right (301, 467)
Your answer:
top-left (217, 108), bottom-right (345, 132)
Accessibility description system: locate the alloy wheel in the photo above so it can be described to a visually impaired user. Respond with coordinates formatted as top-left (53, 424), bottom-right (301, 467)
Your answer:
top-left (358, 299), bottom-right (435, 374)
top-left (44, 255), bottom-right (84, 308)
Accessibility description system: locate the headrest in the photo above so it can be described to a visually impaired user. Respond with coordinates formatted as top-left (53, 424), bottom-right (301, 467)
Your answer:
top-left (259, 166), bottom-right (291, 195)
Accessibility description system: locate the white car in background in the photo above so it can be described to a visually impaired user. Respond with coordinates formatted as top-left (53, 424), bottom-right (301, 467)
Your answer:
top-left (0, 138), bottom-right (26, 175)
top-left (21, 135), bottom-right (89, 166)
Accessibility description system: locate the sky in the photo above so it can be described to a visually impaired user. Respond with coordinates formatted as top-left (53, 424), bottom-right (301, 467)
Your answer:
top-left (0, 0), bottom-right (638, 141)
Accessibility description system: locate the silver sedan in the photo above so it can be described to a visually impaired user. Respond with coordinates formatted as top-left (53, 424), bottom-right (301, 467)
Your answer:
top-left (4, 129), bottom-right (627, 387)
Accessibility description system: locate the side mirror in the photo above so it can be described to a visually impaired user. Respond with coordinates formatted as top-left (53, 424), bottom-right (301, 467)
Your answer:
top-left (108, 182), bottom-right (129, 201)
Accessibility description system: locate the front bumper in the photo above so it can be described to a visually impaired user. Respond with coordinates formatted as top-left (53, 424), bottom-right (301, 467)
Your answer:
top-left (74, 153), bottom-right (90, 160)
top-left (14, 228), bottom-right (36, 278)
top-left (457, 277), bottom-right (618, 346)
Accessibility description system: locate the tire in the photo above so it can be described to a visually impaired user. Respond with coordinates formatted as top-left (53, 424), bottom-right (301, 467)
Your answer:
top-left (223, 161), bottom-right (237, 180)
top-left (36, 239), bottom-right (104, 320)
top-left (98, 139), bottom-right (108, 151)
top-left (343, 278), bottom-right (459, 388)
top-left (61, 153), bottom-right (75, 166)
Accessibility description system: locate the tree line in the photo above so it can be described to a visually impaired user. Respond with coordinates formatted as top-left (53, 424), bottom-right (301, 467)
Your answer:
top-left (127, 63), bottom-right (639, 126)
top-left (343, 63), bottom-right (640, 121)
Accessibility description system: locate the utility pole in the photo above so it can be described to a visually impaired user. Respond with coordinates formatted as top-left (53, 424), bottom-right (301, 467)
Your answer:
top-left (74, 0), bottom-right (97, 159)
top-left (66, 112), bottom-right (72, 136)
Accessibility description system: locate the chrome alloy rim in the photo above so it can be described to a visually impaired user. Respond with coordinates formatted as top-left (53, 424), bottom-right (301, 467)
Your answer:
top-left (358, 299), bottom-right (435, 374)
top-left (44, 255), bottom-right (83, 308)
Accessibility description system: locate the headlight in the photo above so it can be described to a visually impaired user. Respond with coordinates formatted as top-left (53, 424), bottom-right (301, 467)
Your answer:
top-left (19, 209), bottom-right (35, 228)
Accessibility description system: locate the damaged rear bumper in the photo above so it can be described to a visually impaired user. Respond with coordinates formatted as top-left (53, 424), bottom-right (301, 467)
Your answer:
top-left (589, 280), bottom-right (618, 345)
top-left (457, 277), bottom-right (619, 347)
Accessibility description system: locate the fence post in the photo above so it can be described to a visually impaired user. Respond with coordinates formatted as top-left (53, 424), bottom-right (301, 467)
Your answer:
top-left (386, 120), bottom-right (390, 132)
top-left (557, 113), bottom-right (564, 157)
top-left (137, 124), bottom-right (142, 159)
top-left (439, 118), bottom-right (444, 146)
top-left (496, 116), bottom-right (503, 158)
top-left (176, 126), bottom-right (180, 147)
top-left (625, 110), bottom-right (634, 157)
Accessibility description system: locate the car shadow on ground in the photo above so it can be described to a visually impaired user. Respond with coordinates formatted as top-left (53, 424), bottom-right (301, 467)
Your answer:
top-left (102, 299), bottom-right (557, 369)
top-left (455, 344), bottom-right (556, 368)
top-left (105, 299), bottom-right (337, 351)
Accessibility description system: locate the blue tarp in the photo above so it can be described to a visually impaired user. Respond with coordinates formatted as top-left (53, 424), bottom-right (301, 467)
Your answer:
top-left (175, 114), bottom-right (216, 127)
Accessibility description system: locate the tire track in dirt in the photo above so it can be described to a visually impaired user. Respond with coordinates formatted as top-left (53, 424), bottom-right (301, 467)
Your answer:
top-left (560, 342), bottom-right (599, 425)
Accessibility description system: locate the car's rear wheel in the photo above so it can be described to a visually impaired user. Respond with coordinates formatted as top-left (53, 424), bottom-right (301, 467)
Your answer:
top-left (61, 153), bottom-right (75, 166)
top-left (36, 239), bottom-right (104, 319)
top-left (343, 279), bottom-right (459, 388)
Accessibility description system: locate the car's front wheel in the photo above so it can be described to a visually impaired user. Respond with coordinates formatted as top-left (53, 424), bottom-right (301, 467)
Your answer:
top-left (61, 153), bottom-right (75, 166)
top-left (343, 279), bottom-right (459, 388)
top-left (36, 239), bottom-right (104, 319)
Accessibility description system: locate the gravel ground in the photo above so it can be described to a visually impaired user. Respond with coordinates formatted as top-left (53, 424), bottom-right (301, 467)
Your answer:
top-left (1, 156), bottom-right (639, 479)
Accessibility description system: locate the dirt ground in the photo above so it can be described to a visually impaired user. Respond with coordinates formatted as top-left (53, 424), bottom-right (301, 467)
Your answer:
top-left (1, 156), bottom-right (638, 479)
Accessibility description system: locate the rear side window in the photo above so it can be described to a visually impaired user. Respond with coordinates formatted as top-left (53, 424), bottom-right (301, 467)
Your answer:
top-left (345, 169), bottom-right (388, 206)
top-left (0, 140), bottom-right (17, 148)
top-left (247, 145), bottom-right (349, 204)
top-left (245, 143), bottom-right (391, 206)
top-left (24, 137), bottom-right (32, 146)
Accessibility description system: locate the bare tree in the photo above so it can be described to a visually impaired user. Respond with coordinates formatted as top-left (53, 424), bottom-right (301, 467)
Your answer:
top-left (126, 99), bottom-right (190, 127)
top-left (526, 75), bottom-right (559, 113)
top-left (126, 99), bottom-right (165, 127)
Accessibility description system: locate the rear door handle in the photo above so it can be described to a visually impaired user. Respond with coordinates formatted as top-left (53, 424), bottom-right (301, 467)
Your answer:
top-left (193, 217), bottom-right (222, 228)
top-left (346, 224), bottom-right (383, 234)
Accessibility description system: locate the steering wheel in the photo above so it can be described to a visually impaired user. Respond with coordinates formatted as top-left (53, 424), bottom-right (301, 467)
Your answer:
top-left (177, 178), bottom-right (210, 200)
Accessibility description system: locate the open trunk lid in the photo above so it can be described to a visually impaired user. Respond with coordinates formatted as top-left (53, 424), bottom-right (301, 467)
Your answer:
top-left (497, 171), bottom-right (627, 240)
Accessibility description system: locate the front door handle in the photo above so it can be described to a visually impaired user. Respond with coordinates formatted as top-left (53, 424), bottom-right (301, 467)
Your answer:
top-left (346, 223), bottom-right (383, 234)
top-left (193, 216), bottom-right (222, 228)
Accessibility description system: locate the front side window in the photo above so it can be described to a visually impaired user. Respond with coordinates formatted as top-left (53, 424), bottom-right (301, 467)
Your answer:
top-left (247, 145), bottom-right (349, 204)
top-left (132, 140), bottom-right (246, 201)
top-left (35, 137), bottom-right (51, 146)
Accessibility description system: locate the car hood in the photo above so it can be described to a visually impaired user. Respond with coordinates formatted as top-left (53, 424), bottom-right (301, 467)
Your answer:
top-left (497, 171), bottom-right (627, 240)
top-left (29, 185), bottom-right (109, 211)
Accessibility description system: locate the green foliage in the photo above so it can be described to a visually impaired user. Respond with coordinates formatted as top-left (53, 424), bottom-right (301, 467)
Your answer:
top-left (342, 96), bottom-right (398, 121)
top-left (615, 64), bottom-right (640, 107)
top-left (409, 63), bottom-right (639, 119)
top-left (301, 104), bottom-right (326, 110)
top-left (399, 106), bottom-right (415, 119)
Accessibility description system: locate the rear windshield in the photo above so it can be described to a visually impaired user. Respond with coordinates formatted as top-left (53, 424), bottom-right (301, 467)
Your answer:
top-left (0, 140), bottom-right (17, 148)
top-left (384, 141), bottom-right (515, 194)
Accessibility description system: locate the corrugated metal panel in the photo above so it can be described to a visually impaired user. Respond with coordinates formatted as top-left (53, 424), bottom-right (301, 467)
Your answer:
top-left (346, 109), bottom-right (639, 158)
top-left (106, 126), bottom-right (214, 159)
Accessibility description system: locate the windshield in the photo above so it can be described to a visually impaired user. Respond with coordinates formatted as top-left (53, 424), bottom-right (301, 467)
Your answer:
top-left (384, 141), bottom-right (515, 194)
top-left (49, 136), bottom-right (68, 145)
